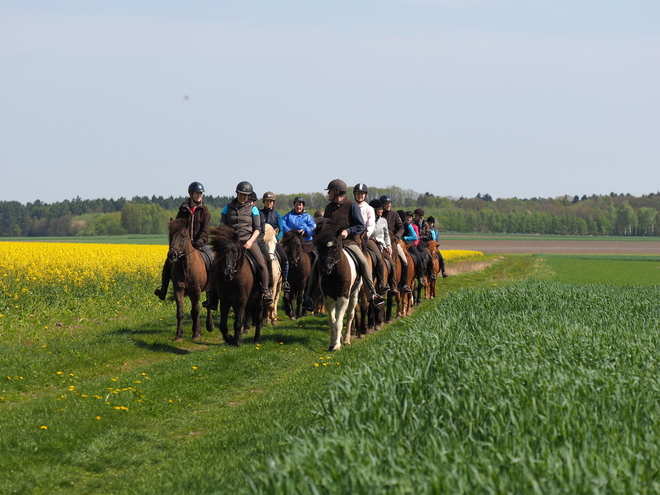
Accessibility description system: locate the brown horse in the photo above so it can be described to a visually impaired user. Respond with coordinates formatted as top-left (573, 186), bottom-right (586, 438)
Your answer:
top-left (356, 233), bottom-right (388, 335)
top-left (315, 219), bottom-right (362, 351)
top-left (281, 229), bottom-right (311, 320)
top-left (426, 240), bottom-right (441, 299)
top-left (394, 239), bottom-right (416, 317)
top-left (209, 225), bottom-right (264, 346)
top-left (166, 218), bottom-right (214, 341)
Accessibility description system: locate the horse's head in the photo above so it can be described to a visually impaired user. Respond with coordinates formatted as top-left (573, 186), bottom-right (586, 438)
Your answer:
top-left (168, 218), bottom-right (192, 263)
top-left (209, 225), bottom-right (243, 281)
top-left (282, 230), bottom-right (303, 267)
top-left (314, 219), bottom-right (343, 275)
top-left (427, 240), bottom-right (439, 259)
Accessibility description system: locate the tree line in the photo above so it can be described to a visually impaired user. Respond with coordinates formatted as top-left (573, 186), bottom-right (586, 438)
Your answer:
top-left (1, 188), bottom-right (658, 237)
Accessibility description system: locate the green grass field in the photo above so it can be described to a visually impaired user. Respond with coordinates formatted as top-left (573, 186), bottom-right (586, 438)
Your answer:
top-left (2, 250), bottom-right (659, 494)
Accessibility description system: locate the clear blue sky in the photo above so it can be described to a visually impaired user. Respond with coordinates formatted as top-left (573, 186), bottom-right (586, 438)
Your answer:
top-left (1, 1), bottom-right (658, 203)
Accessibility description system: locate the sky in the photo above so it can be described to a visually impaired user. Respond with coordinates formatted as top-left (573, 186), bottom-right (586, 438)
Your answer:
top-left (1, 0), bottom-right (658, 204)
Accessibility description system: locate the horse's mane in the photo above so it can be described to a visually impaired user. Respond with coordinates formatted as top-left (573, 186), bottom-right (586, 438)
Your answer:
top-left (169, 217), bottom-right (188, 234)
top-left (263, 223), bottom-right (276, 245)
top-left (209, 224), bottom-right (240, 255)
top-left (282, 229), bottom-right (301, 246)
top-left (314, 218), bottom-right (341, 245)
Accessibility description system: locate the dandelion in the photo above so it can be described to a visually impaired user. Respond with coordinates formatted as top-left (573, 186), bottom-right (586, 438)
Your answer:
top-left (192, 366), bottom-right (198, 370)
top-left (40, 425), bottom-right (48, 430)
top-left (95, 416), bottom-right (101, 420)
top-left (314, 363), bottom-right (320, 367)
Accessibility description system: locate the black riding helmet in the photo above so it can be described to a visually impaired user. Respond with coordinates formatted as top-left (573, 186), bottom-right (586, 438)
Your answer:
top-left (188, 182), bottom-right (205, 194)
top-left (293, 196), bottom-right (306, 206)
top-left (353, 183), bottom-right (368, 194)
top-left (369, 199), bottom-right (383, 209)
top-left (380, 195), bottom-right (392, 203)
top-left (236, 181), bottom-right (253, 194)
top-left (248, 191), bottom-right (258, 202)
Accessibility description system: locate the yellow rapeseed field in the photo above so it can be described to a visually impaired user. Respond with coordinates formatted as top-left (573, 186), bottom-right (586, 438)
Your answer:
top-left (0, 242), bottom-right (166, 303)
top-left (441, 249), bottom-right (484, 262)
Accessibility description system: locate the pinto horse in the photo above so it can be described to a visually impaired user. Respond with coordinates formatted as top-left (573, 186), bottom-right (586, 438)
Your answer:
top-left (393, 239), bottom-right (416, 317)
top-left (281, 230), bottom-right (311, 320)
top-left (314, 219), bottom-right (362, 351)
top-left (209, 225), bottom-right (263, 346)
top-left (166, 218), bottom-right (214, 341)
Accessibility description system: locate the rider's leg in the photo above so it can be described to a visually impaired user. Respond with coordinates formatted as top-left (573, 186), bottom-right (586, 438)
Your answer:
top-left (367, 239), bottom-right (388, 293)
top-left (154, 259), bottom-right (171, 300)
top-left (439, 250), bottom-right (448, 277)
top-left (275, 243), bottom-right (290, 291)
top-left (249, 243), bottom-right (273, 303)
top-left (345, 244), bottom-right (384, 306)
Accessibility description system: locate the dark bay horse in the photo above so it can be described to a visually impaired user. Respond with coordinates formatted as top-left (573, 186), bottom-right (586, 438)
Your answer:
top-left (394, 239), bottom-right (416, 317)
top-left (209, 225), bottom-right (263, 346)
top-left (281, 230), bottom-right (311, 320)
top-left (314, 219), bottom-right (362, 351)
top-left (167, 218), bottom-right (214, 341)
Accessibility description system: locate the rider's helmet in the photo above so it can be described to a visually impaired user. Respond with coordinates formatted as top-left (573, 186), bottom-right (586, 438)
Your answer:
top-left (353, 183), bottom-right (368, 194)
top-left (325, 179), bottom-right (347, 193)
top-left (236, 181), bottom-right (253, 194)
top-left (427, 216), bottom-right (436, 224)
top-left (262, 191), bottom-right (276, 201)
top-left (414, 208), bottom-right (425, 216)
top-left (380, 195), bottom-right (392, 204)
top-left (188, 182), bottom-right (205, 194)
top-left (293, 196), bottom-right (306, 206)
top-left (369, 199), bottom-right (383, 209)
top-left (248, 191), bottom-right (258, 203)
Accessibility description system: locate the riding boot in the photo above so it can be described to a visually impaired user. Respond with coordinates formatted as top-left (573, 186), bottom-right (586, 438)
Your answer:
top-left (401, 259), bottom-right (412, 293)
top-left (202, 290), bottom-right (218, 311)
top-left (261, 284), bottom-right (274, 305)
top-left (282, 260), bottom-right (291, 292)
top-left (154, 260), bottom-right (170, 300)
top-left (439, 253), bottom-right (448, 277)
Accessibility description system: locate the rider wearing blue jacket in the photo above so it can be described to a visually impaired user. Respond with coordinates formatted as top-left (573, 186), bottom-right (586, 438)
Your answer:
top-left (282, 197), bottom-right (316, 243)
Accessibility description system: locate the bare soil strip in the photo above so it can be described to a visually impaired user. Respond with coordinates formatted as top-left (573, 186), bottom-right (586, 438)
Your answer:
top-left (441, 239), bottom-right (660, 255)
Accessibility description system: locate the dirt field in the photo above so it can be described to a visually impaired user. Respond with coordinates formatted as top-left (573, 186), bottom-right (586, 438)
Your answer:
top-left (441, 238), bottom-right (660, 255)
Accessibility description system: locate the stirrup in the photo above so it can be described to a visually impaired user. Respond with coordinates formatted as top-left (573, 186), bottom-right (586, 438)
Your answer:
top-left (403, 285), bottom-right (412, 294)
top-left (282, 281), bottom-right (291, 292)
top-left (302, 296), bottom-right (314, 311)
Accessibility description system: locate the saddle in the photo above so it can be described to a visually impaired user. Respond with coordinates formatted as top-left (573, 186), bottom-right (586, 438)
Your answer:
top-left (344, 248), bottom-right (364, 277)
top-left (244, 250), bottom-right (259, 278)
top-left (199, 245), bottom-right (214, 272)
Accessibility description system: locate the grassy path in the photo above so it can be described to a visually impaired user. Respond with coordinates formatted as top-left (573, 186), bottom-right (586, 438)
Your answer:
top-left (1, 255), bottom-right (528, 494)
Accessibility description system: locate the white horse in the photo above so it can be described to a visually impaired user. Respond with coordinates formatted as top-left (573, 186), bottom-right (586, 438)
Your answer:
top-left (263, 224), bottom-right (282, 325)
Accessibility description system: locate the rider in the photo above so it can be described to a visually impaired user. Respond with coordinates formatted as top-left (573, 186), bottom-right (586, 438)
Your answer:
top-left (155, 181), bottom-right (210, 300)
top-left (369, 198), bottom-right (399, 295)
top-left (302, 179), bottom-right (385, 310)
top-left (282, 196), bottom-right (316, 250)
top-left (427, 215), bottom-right (448, 278)
top-left (249, 191), bottom-right (274, 293)
top-left (400, 210), bottom-right (426, 287)
top-left (353, 183), bottom-right (389, 294)
top-left (260, 191), bottom-right (291, 292)
top-left (221, 181), bottom-right (273, 304)
top-left (412, 207), bottom-right (435, 281)
top-left (379, 195), bottom-right (411, 294)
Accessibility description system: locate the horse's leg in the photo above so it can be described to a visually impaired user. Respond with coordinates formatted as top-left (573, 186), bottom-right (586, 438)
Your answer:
top-left (252, 302), bottom-right (264, 345)
top-left (174, 290), bottom-right (185, 342)
top-left (233, 303), bottom-right (247, 346)
top-left (334, 296), bottom-right (350, 347)
top-left (325, 299), bottom-right (339, 351)
top-left (345, 289), bottom-right (361, 343)
top-left (190, 291), bottom-right (202, 341)
top-left (219, 300), bottom-right (233, 345)
top-left (204, 290), bottom-right (214, 332)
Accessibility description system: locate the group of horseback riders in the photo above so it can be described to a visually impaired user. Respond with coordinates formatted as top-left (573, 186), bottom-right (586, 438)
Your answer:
top-left (154, 179), bottom-right (447, 309)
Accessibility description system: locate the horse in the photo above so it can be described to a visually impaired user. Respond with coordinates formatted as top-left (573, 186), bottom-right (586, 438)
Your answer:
top-left (281, 229), bottom-right (311, 320)
top-left (393, 239), bottom-right (416, 318)
top-left (263, 224), bottom-right (282, 325)
top-left (426, 240), bottom-right (441, 299)
top-left (166, 218), bottom-right (214, 342)
top-left (209, 224), bottom-right (264, 346)
top-left (356, 233), bottom-right (387, 335)
top-left (314, 219), bottom-right (362, 351)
